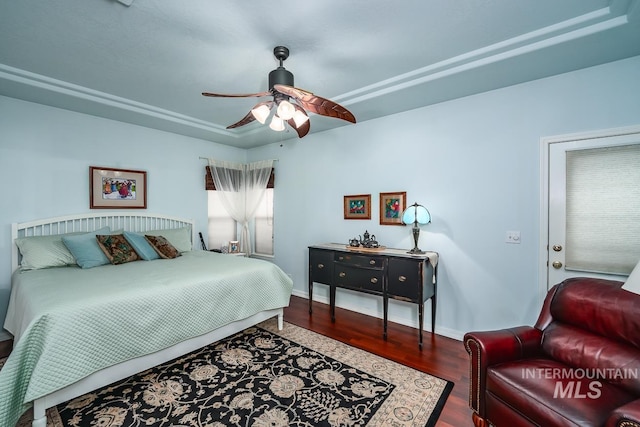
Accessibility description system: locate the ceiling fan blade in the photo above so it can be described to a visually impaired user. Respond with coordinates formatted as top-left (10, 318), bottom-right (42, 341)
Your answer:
top-left (287, 105), bottom-right (310, 138)
top-left (274, 84), bottom-right (356, 124)
top-left (202, 91), bottom-right (271, 98)
top-left (226, 101), bottom-right (273, 129)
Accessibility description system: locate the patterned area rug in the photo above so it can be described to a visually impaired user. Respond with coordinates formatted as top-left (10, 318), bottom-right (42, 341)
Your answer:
top-left (7, 319), bottom-right (453, 426)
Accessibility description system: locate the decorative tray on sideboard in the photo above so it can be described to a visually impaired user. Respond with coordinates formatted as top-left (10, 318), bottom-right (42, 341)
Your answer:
top-left (345, 245), bottom-right (387, 252)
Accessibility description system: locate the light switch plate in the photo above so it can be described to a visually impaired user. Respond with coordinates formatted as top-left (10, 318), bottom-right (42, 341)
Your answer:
top-left (506, 231), bottom-right (521, 244)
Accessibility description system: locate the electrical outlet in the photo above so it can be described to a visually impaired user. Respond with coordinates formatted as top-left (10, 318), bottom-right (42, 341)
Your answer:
top-left (506, 231), bottom-right (521, 244)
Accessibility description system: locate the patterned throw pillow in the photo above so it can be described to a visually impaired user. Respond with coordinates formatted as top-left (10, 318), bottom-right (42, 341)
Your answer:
top-left (96, 234), bottom-right (140, 265)
top-left (145, 235), bottom-right (181, 259)
top-left (144, 227), bottom-right (192, 253)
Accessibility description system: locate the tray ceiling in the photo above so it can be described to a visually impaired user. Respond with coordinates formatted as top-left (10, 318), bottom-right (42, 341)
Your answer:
top-left (1, 0), bottom-right (639, 148)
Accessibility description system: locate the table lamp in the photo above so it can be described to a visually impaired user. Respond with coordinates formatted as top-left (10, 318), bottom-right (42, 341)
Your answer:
top-left (402, 202), bottom-right (431, 254)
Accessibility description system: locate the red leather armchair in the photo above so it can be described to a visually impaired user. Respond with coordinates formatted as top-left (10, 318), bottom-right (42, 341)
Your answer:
top-left (464, 278), bottom-right (640, 427)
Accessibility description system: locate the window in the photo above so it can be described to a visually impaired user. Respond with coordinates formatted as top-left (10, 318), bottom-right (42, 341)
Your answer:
top-left (205, 165), bottom-right (275, 256)
top-left (207, 190), bottom-right (236, 252)
top-left (565, 144), bottom-right (640, 275)
top-left (254, 188), bottom-right (274, 256)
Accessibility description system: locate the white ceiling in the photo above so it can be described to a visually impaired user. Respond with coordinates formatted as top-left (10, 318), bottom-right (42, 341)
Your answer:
top-left (1, 0), bottom-right (639, 149)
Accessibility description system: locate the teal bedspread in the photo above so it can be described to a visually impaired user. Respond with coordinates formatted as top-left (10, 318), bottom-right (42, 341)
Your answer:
top-left (0, 251), bottom-right (293, 427)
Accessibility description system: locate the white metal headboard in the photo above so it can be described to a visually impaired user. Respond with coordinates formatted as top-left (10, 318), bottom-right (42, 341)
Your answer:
top-left (12, 212), bottom-right (195, 273)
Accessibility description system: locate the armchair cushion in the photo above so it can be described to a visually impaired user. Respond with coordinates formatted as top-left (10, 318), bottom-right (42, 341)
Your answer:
top-left (548, 278), bottom-right (640, 348)
top-left (542, 323), bottom-right (640, 395)
top-left (487, 359), bottom-right (635, 427)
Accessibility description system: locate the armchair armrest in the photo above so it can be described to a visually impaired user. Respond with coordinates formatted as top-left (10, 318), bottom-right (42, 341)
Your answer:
top-left (464, 326), bottom-right (543, 417)
top-left (606, 399), bottom-right (640, 427)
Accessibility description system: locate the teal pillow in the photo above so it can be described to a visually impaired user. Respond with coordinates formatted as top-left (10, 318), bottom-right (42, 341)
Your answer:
top-left (62, 226), bottom-right (111, 269)
top-left (123, 231), bottom-right (160, 260)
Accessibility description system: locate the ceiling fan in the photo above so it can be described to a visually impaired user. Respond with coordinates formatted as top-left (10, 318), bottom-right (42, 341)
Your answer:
top-left (202, 46), bottom-right (356, 138)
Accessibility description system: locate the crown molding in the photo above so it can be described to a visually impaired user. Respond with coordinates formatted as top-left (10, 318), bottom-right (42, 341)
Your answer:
top-left (340, 3), bottom-right (630, 105)
top-left (0, 64), bottom-right (240, 138)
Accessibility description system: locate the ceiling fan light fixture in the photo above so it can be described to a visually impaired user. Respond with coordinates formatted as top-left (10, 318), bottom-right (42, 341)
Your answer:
top-left (251, 104), bottom-right (271, 124)
top-left (269, 115), bottom-right (285, 131)
top-left (202, 45), bottom-right (356, 138)
top-left (276, 99), bottom-right (295, 120)
top-left (292, 110), bottom-right (309, 128)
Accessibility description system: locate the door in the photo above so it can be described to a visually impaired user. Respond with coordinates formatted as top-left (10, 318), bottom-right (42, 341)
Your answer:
top-left (545, 127), bottom-right (640, 289)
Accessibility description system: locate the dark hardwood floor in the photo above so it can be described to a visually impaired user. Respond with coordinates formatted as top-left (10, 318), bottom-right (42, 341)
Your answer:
top-left (284, 295), bottom-right (474, 427)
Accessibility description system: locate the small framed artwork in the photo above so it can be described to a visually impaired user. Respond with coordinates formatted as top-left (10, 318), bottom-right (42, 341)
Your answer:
top-left (90, 166), bottom-right (147, 209)
top-left (380, 191), bottom-right (407, 225)
top-left (344, 194), bottom-right (371, 220)
top-left (228, 240), bottom-right (240, 253)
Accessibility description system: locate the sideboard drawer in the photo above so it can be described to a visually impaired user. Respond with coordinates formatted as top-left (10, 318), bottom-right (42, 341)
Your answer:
top-left (334, 265), bottom-right (384, 294)
top-left (310, 249), bottom-right (333, 285)
top-left (334, 253), bottom-right (385, 269)
top-left (388, 258), bottom-right (422, 302)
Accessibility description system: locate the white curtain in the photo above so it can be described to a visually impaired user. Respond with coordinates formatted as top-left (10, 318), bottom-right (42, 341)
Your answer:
top-left (207, 159), bottom-right (274, 256)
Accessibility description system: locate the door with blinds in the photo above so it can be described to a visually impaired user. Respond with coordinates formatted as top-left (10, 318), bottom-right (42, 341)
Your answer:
top-left (546, 128), bottom-right (640, 288)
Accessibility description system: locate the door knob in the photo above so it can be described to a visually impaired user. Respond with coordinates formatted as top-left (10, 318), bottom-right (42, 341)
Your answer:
top-left (552, 245), bottom-right (563, 252)
top-left (552, 261), bottom-right (563, 269)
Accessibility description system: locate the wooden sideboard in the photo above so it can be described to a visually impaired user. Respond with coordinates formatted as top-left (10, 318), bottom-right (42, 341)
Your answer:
top-left (308, 243), bottom-right (439, 348)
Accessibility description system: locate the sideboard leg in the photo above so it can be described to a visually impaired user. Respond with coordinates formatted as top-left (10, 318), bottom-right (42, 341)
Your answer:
top-left (432, 264), bottom-right (438, 334)
top-left (330, 285), bottom-right (336, 322)
top-left (418, 300), bottom-right (424, 348)
top-left (383, 296), bottom-right (389, 340)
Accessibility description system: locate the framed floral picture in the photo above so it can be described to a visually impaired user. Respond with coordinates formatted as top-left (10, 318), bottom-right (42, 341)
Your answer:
top-left (90, 166), bottom-right (147, 209)
top-left (344, 194), bottom-right (371, 220)
top-left (379, 191), bottom-right (406, 225)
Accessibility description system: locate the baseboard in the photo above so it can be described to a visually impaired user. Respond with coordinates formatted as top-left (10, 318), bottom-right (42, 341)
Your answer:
top-left (291, 289), bottom-right (464, 341)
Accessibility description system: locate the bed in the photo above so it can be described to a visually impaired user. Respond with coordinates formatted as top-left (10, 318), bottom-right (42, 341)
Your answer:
top-left (1, 212), bottom-right (293, 427)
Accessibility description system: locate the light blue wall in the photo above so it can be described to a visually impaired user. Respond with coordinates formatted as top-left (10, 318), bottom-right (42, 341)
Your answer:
top-left (248, 55), bottom-right (640, 339)
top-left (0, 97), bottom-right (247, 336)
top-left (1, 55), bottom-right (639, 341)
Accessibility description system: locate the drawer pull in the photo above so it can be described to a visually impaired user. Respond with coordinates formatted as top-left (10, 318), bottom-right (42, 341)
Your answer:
top-left (317, 263), bottom-right (324, 269)
top-left (369, 259), bottom-right (376, 265)
top-left (370, 277), bottom-right (378, 284)
top-left (339, 272), bottom-right (346, 278)
top-left (398, 275), bottom-right (407, 282)
top-left (338, 256), bottom-right (344, 261)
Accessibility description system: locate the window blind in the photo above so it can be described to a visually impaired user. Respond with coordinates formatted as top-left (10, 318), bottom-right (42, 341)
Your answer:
top-left (565, 144), bottom-right (640, 275)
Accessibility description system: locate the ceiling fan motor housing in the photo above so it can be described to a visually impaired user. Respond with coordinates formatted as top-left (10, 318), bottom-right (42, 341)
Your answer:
top-left (269, 67), bottom-right (293, 90)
